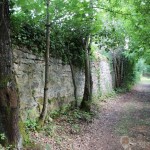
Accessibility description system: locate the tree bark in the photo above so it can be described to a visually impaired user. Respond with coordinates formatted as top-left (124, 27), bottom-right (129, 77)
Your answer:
top-left (120, 57), bottom-right (124, 86)
top-left (80, 36), bottom-right (92, 112)
top-left (66, 44), bottom-right (78, 108)
top-left (112, 51), bottom-right (125, 88)
top-left (39, 0), bottom-right (50, 124)
top-left (80, 0), bottom-right (93, 111)
top-left (69, 60), bottom-right (78, 107)
top-left (0, 0), bottom-right (20, 147)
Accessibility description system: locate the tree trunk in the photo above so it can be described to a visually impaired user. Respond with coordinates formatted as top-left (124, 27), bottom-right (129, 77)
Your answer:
top-left (68, 60), bottom-right (78, 108)
top-left (80, 0), bottom-right (93, 112)
top-left (0, 0), bottom-right (20, 147)
top-left (112, 52), bottom-right (117, 88)
top-left (80, 36), bottom-right (92, 112)
top-left (89, 38), bottom-right (93, 101)
top-left (66, 45), bottom-right (78, 108)
top-left (116, 57), bottom-right (121, 87)
top-left (39, 0), bottom-right (50, 124)
top-left (120, 57), bottom-right (124, 86)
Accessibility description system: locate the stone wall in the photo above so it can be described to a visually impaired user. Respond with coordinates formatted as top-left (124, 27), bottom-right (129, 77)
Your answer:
top-left (13, 48), bottom-right (113, 120)
top-left (91, 58), bottom-right (113, 97)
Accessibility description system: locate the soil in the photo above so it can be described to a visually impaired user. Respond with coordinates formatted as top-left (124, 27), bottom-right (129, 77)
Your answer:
top-left (30, 79), bottom-right (150, 150)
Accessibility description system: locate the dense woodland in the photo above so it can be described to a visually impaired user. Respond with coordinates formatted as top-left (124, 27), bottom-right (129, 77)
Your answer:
top-left (0, 0), bottom-right (150, 149)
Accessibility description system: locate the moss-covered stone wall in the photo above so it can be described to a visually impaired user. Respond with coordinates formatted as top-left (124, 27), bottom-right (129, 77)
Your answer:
top-left (13, 48), bottom-right (113, 120)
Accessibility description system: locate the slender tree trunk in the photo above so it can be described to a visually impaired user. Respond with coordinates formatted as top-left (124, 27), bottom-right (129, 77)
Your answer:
top-left (119, 57), bottom-right (122, 87)
top-left (120, 57), bottom-right (124, 86)
top-left (112, 52), bottom-right (118, 88)
top-left (89, 38), bottom-right (93, 100)
top-left (80, 36), bottom-right (92, 111)
top-left (112, 51), bottom-right (125, 88)
top-left (0, 0), bottom-right (20, 147)
top-left (68, 59), bottom-right (78, 107)
top-left (80, 0), bottom-right (93, 111)
top-left (39, 0), bottom-right (50, 124)
top-left (66, 45), bottom-right (78, 108)
top-left (116, 57), bottom-right (121, 87)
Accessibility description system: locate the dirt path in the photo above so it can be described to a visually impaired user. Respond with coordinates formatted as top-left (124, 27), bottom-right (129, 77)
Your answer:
top-left (30, 79), bottom-right (150, 150)
top-left (66, 80), bottom-right (150, 150)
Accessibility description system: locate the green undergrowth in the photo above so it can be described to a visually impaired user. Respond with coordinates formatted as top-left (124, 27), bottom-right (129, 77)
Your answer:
top-left (48, 104), bottom-right (95, 121)
top-left (44, 106), bottom-right (95, 136)
top-left (23, 104), bottom-right (95, 148)
top-left (92, 90), bottom-right (116, 106)
top-left (115, 87), bottom-right (131, 93)
top-left (0, 133), bottom-right (14, 150)
top-left (115, 76), bottom-right (150, 93)
top-left (99, 91), bottom-right (116, 101)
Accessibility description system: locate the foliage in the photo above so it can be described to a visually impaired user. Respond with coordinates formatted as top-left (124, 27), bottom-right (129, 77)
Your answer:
top-left (0, 133), bottom-right (13, 150)
top-left (25, 119), bottom-right (39, 132)
top-left (0, 133), bottom-right (5, 141)
top-left (10, 0), bottom-right (150, 83)
top-left (48, 103), bottom-right (94, 121)
top-left (43, 122), bottom-right (57, 137)
top-left (120, 58), bottom-right (147, 90)
top-left (143, 65), bottom-right (150, 75)
top-left (135, 59), bottom-right (147, 79)
top-left (39, 104), bottom-right (95, 137)
top-left (11, 22), bottom-right (46, 54)
top-left (11, 0), bottom-right (150, 63)
top-left (70, 109), bottom-right (94, 122)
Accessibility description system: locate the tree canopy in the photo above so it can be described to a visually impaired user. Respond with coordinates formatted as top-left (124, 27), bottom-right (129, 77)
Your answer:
top-left (10, 0), bottom-right (150, 66)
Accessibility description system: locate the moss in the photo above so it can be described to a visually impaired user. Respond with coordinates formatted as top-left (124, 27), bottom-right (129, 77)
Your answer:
top-left (18, 121), bottom-right (30, 146)
top-left (37, 97), bottom-right (43, 113)
top-left (59, 103), bottom-right (71, 114)
top-left (92, 91), bottom-right (116, 108)
top-left (48, 98), bottom-right (57, 104)
top-left (37, 97), bottom-right (43, 105)
top-left (27, 109), bottom-right (39, 119)
top-left (49, 103), bottom-right (71, 119)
